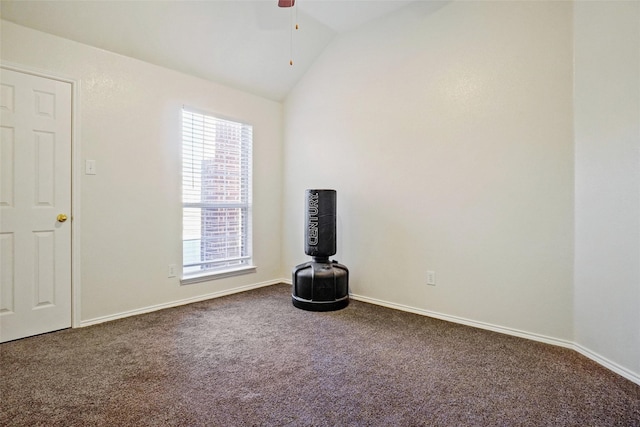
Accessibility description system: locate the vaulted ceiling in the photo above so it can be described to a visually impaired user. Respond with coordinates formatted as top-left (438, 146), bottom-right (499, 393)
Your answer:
top-left (1, 0), bottom-right (414, 100)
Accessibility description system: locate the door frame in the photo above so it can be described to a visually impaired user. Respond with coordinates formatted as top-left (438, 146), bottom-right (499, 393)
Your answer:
top-left (1, 62), bottom-right (82, 329)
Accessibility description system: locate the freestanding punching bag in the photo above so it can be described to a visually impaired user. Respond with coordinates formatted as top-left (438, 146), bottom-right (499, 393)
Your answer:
top-left (292, 189), bottom-right (349, 311)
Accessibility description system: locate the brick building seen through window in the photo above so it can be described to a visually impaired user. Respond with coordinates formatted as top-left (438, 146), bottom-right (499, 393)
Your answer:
top-left (182, 109), bottom-right (252, 277)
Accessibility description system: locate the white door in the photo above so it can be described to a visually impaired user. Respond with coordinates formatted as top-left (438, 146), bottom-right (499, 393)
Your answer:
top-left (0, 68), bottom-right (72, 343)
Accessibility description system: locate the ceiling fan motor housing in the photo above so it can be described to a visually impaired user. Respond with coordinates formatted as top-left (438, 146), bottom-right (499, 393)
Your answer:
top-left (278, 0), bottom-right (295, 8)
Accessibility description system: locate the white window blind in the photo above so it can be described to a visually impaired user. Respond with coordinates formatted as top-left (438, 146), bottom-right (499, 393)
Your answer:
top-left (182, 108), bottom-right (252, 277)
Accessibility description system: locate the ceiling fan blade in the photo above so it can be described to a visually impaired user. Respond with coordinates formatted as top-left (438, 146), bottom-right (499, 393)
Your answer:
top-left (278, 0), bottom-right (295, 7)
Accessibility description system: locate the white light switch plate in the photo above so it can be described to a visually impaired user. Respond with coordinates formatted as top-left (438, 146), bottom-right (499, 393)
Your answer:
top-left (85, 160), bottom-right (96, 175)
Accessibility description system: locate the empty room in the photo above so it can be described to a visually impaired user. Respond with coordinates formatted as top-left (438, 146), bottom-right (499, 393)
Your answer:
top-left (1, 0), bottom-right (639, 425)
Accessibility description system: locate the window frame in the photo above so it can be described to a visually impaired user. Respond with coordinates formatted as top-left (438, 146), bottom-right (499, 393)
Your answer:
top-left (180, 106), bottom-right (256, 285)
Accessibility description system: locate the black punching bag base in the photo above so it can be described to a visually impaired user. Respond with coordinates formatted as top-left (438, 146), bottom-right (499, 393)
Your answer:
top-left (291, 295), bottom-right (349, 312)
top-left (291, 259), bottom-right (349, 312)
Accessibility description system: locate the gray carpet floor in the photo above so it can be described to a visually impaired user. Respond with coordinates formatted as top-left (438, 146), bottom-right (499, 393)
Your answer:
top-left (1, 283), bottom-right (639, 426)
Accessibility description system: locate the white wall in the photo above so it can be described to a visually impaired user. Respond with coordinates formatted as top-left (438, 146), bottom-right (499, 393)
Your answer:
top-left (283, 1), bottom-right (574, 340)
top-left (574, 1), bottom-right (640, 380)
top-left (1, 21), bottom-right (284, 323)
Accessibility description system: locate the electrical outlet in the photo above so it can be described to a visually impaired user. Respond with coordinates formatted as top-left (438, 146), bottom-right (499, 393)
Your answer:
top-left (168, 264), bottom-right (177, 278)
top-left (427, 270), bottom-right (436, 286)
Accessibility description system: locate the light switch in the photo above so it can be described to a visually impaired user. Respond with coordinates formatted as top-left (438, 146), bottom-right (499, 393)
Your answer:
top-left (85, 160), bottom-right (96, 175)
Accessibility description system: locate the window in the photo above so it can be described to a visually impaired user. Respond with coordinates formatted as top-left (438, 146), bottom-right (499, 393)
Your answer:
top-left (181, 108), bottom-right (253, 282)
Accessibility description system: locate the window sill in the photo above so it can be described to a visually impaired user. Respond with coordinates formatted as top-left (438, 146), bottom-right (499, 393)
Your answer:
top-left (180, 265), bottom-right (257, 286)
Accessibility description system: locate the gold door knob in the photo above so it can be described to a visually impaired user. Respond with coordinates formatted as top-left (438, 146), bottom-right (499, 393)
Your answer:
top-left (57, 214), bottom-right (68, 223)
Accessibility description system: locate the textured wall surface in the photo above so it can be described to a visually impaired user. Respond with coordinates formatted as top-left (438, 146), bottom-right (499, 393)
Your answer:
top-left (574, 0), bottom-right (640, 379)
top-left (1, 20), bottom-right (284, 322)
top-left (283, 1), bottom-right (574, 340)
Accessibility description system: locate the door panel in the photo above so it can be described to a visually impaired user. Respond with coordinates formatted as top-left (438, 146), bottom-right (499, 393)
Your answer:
top-left (0, 68), bottom-right (72, 342)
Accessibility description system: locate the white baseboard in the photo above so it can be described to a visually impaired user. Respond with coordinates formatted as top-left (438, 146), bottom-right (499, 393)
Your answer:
top-left (348, 292), bottom-right (640, 386)
top-left (80, 279), bottom-right (640, 386)
top-left (349, 293), bottom-right (574, 349)
top-left (573, 343), bottom-right (640, 386)
top-left (80, 279), bottom-right (284, 328)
